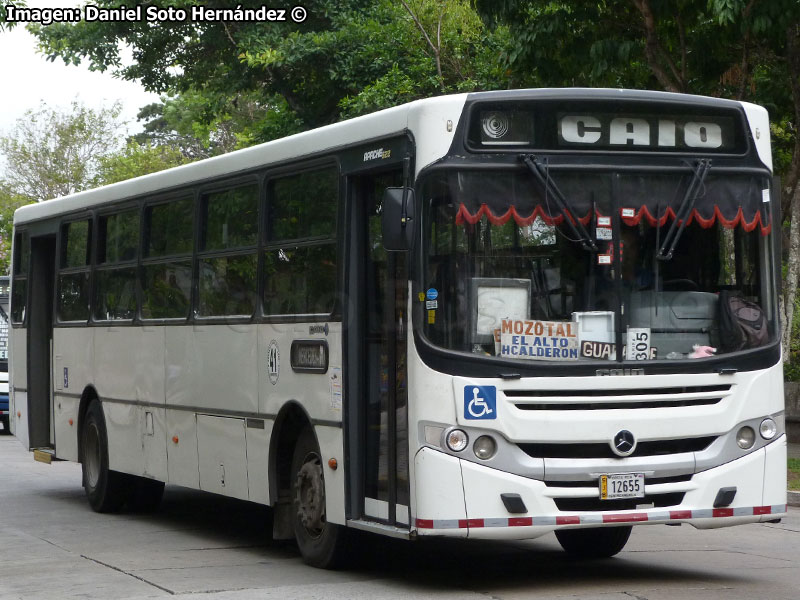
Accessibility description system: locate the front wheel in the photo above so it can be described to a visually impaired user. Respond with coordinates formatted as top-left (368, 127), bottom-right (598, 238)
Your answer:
top-left (80, 401), bottom-right (131, 512)
top-left (291, 428), bottom-right (348, 568)
top-left (555, 526), bottom-right (632, 558)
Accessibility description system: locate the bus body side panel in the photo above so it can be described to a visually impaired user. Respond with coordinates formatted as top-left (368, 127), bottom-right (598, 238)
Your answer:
top-left (197, 414), bottom-right (250, 501)
top-left (52, 327), bottom-right (94, 461)
top-left (95, 325), bottom-right (166, 478)
top-left (10, 327), bottom-right (28, 447)
top-left (166, 324), bottom-right (257, 495)
top-left (258, 322), bottom-right (345, 524)
top-left (407, 95), bottom-right (468, 176)
top-left (761, 435), bottom-right (788, 520)
top-left (246, 418), bottom-right (273, 505)
top-left (406, 330), bottom-right (458, 523)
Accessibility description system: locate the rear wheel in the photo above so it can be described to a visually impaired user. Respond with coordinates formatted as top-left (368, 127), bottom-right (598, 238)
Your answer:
top-left (291, 428), bottom-right (348, 568)
top-left (555, 526), bottom-right (632, 558)
top-left (80, 401), bottom-right (131, 512)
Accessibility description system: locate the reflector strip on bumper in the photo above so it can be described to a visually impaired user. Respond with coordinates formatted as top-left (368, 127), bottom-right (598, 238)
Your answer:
top-left (415, 504), bottom-right (787, 529)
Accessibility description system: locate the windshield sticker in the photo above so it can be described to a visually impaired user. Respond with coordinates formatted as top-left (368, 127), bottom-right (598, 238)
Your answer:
top-left (626, 328), bottom-right (652, 361)
top-left (426, 300), bottom-right (438, 309)
top-left (762, 189), bottom-right (770, 204)
top-left (499, 319), bottom-right (578, 360)
top-left (464, 385), bottom-right (496, 420)
top-left (580, 340), bottom-right (614, 360)
top-left (426, 288), bottom-right (439, 300)
top-left (418, 292), bottom-right (426, 302)
top-left (427, 309), bottom-right (436, 324)
top-left (598, 254), bottom-right (612, 265)
top-left (621, 208), bottom-right (636, 218)
top-left (596, 227), bottom-right (613, 240)
top-left (597, 216), bottom-right (611, 226)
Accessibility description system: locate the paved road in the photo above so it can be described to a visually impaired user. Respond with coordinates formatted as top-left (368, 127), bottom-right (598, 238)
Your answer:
top-left (1, 434), bottom-right (799, 600)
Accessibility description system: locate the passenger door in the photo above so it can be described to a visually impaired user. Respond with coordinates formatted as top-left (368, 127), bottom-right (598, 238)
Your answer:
top-left (346, 169), bottom-right (410, 528)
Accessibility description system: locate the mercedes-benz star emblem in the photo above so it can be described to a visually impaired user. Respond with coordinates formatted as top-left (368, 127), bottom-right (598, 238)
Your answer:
top-left (611, 430), bottom-right (636, 457)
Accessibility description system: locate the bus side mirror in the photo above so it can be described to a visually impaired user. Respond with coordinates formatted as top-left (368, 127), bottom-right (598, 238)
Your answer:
top-left (381, 187), bottom-right (415, 251)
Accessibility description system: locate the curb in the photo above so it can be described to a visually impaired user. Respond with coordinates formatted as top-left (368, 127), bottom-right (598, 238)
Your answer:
top-left (789, 491), bottom-right (800, 508)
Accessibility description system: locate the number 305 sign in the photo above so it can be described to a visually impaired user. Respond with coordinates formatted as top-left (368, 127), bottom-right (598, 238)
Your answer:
top-left (626, 328), bottom-right (651, 361)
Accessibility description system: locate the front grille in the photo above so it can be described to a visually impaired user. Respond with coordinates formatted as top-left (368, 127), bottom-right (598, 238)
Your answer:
top-left (554, 492), bottom-right (685, 512)
top-left (507, 385), bottom-right (730, 411)
top-left (504, 385), bottom-right (730, 398)
top-left (514, 398), bottom-right (722, 410)
top-left (519, 436), bottom-right (715, 459)
top-left (543, 474), bottom-right (693, 487)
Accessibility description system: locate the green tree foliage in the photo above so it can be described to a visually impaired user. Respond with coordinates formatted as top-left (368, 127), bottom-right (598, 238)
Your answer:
top-left (0, 100), bottom-right (124, 201)
top-left (31, 0), bottom-right (511, 143)
top-left (94, 141), bottom-right (190, 186)
top-left (0, 184), bottom-right (33, 274)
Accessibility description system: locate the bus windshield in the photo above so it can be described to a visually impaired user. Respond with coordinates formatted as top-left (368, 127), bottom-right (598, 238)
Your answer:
top-left (421, 166), bottom-right (775, 364)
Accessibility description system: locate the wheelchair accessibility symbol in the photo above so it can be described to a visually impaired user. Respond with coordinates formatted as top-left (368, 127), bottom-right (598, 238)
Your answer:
top-left (464, 385), bottom-right (496, 420)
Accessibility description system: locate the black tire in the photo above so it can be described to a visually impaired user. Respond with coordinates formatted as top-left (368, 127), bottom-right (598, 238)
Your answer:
top-left (555, 526), bottom-right (632, 558)
top-left (127, 477), bottom-right (165, 512)
top-left (291, 428), bottom-right (348, 568)
top-left (80, 401), bottom-right (131, 513)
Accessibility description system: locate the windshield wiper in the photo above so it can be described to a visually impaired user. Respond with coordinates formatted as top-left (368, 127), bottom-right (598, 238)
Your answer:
top-left (521, 155), bottom-right (597, 252)
top-left (657, 159), bottom-right (711, 261)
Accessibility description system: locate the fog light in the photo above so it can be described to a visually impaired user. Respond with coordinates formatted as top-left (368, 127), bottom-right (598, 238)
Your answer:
top-left (759, 418), bottom-right (777, 440)
top-left (445, 429), bottom-right (468, 452)
top-left (736, 426), bottom-right (755, 449)
top-left (473, 435), bottom-right (497, 460)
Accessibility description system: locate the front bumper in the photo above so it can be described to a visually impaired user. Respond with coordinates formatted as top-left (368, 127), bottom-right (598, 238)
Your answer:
top-left (413, 434), bottom-right (787, 539)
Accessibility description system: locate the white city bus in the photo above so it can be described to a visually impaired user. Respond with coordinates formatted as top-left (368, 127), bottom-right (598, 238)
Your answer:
top-left (9, 89), bottom-right (787, 567)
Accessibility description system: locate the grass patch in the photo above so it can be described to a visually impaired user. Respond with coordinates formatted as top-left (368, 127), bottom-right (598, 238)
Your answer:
top-left (789, 458), bottom-right (800, 491)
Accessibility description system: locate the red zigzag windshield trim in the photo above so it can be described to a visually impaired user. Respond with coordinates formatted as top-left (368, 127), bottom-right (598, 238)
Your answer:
top-left (455, 203), bottom-right (770, 236)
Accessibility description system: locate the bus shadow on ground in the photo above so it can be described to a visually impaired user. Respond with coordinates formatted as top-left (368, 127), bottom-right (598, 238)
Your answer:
top-left (80, 484), bottom-right (746, 591)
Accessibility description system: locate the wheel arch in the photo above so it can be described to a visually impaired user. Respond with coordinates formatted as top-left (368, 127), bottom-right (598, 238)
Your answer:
top-left (268, 400), bottom-right (317, 506)
top-left (76, 385), bottom-right (100, 462)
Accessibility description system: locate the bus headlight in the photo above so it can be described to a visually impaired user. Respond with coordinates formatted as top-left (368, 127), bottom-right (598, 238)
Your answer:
top-left (473, 435), bottom-right (497, 460)
top-left (445, 429), bottom-right (468, 452)
top-left (759, 418), bottom-right (777, 440)
top-left (736, 426), bottom-right (756, 449)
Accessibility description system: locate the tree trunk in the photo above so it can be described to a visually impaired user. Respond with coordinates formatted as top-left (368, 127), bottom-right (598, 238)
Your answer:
top-left (782, 181), bottom-right (800, 359)
top-left (781, 24), bottom-right (800, 362)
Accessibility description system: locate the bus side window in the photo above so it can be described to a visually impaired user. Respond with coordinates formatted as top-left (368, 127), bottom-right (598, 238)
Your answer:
top-left (263, 167), bottom-right (338, 317)
top-left (11, 232), bottom-right (29, 324)
top-left (57, 220), bottom-right (91, 322)
top-left (142, 198), bottom-right (194, 320)
top-left (94, 209), bottom-right (139, 321)
top-left (197, 184), bottom-right (259, 318)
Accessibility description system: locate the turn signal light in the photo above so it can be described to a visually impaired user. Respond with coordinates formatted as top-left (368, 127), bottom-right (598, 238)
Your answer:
top-left (445, 429), bottom-right (468, 452)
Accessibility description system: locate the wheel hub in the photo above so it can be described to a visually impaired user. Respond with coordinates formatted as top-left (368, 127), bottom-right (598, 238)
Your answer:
top-left (294, 454), bottom-right (325, 537)
top-left (84, 423), bottom-right (101, 489)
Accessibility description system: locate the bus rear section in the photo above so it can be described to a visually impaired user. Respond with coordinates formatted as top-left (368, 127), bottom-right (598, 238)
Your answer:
top-left (404, 90), bottom-right (786, 556)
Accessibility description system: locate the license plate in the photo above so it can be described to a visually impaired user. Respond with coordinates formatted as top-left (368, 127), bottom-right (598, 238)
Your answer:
top-left (600, 473), bottom-right (645, 500)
